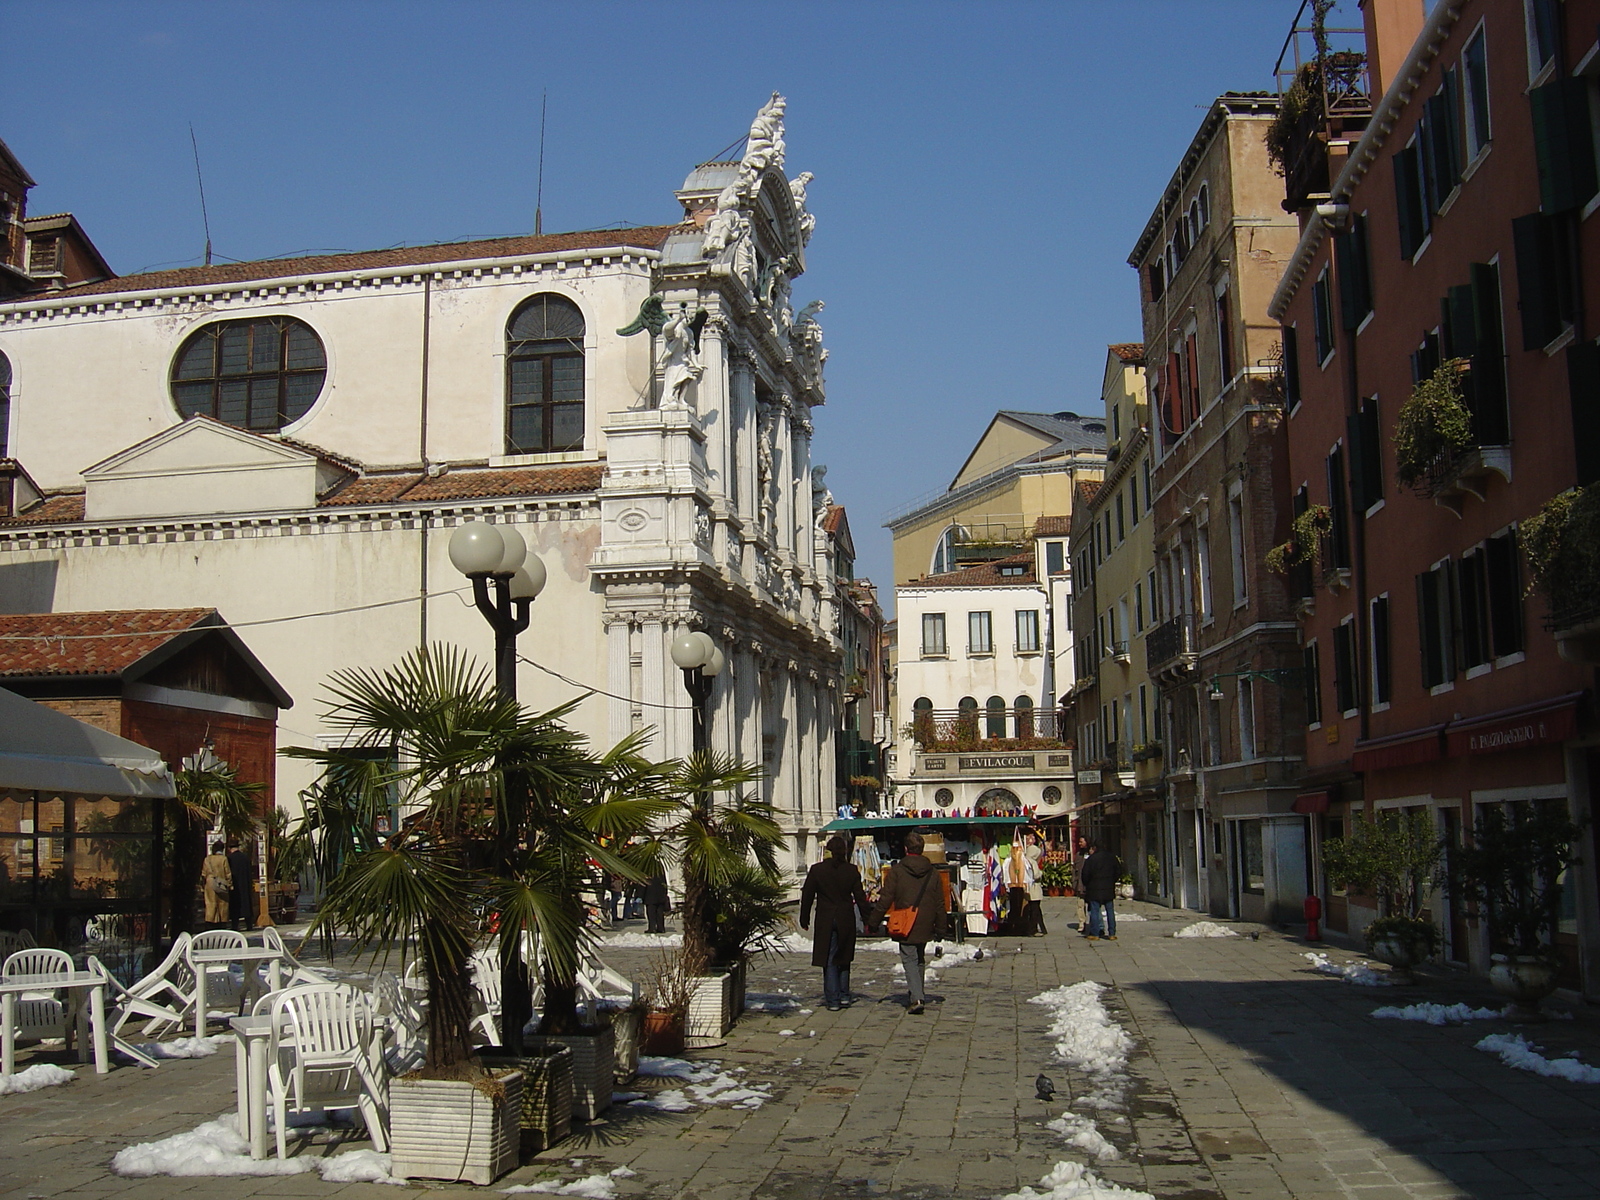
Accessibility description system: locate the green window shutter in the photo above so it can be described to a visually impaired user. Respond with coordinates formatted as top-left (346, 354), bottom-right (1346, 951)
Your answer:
top-left (1485, 531), bottom-right (1524, 658)
top-left (1417, 571), bottom-right (1442, 689)
top-left (1360, 399), bottom-right (1384, 505)
top-left (1565, 341), bottom-right (1600, 488)
top-left (1335, 231), bottom-right (1360, 331)
top-left (1469, 262), bottom-right (1508, 444)
top-left (1393, 145), bottom-right (1419, 258)
top-left (1512, 212), bottom-right (1559, 350)
top-left (1444, 284), bottom-right (1477, 359)
top-left (1530, 78), bottom-right (1600, 214)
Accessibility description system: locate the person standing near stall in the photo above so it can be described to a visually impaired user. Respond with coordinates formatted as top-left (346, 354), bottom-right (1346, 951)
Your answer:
top-left (800, 835), bottom-right (870, 1011)
top-left (1079, 837), bottom-right (1121, 941)
top-left (201, 840), bottom-right (231, 929)
top-left (227, 840), bottom-right (255, 931)
top-left (643, 869), bottom-right (671, 934)
top-left (871, 831), bottom-right (947, 1014)
top-left (1022, 830), bottom-right (1048, 936)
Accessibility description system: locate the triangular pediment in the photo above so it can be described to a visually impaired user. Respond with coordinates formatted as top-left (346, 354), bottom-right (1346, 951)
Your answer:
top-left (83, 417), bottom-right (329, 521)
top-left (84, 416), bottom-right (317, 480)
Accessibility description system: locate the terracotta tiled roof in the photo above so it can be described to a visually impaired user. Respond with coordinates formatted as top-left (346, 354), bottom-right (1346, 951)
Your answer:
top-left (913, 552), bottom-right (1037, 589)
top-left (1075, 481), bottom-right (1102, 510)
top-left (0, 609), bottom-right (216, 677)
top-left (1109, 343), bottom-right (1145, 364)
top-left (1033, 515), bottom-right (1071, 537)
top-left (0, 492), bottom-right (86, 526)
top-left (822, 504), bottom-right (845, 535)
top-left (320, 464), bottom-right (604, 506)
top-left (37, 226), bottom-right (682, 300)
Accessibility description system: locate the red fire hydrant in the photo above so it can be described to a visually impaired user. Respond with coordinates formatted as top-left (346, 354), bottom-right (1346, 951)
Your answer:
top-left (1303, 895), bottom-right (1322, 942)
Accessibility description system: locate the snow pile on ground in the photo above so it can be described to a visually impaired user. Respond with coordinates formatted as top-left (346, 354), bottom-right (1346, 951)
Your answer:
top-left (1115, 914), bottom-right (1149, 922)
top-left (1046, 1113), bottom-right (1119, 1161)
top-left (744, 992), bottom-right (800, 1013)
top-left (1372, 1002), bottom-right (1501, 1025)
top-left (0, 1063), bottom-right (74, 1096)
top-left (1173, 922), bottom-right (1238, 938)
top-left (1000, 1160), bottom-right (1156, 1200)
top-left (111, 1116), bottom-right (403, 1181)
top-left (603, 931), bottom-right (682, 948)
top-left (632, 1056), bottom-right (771, 1110)
top-left (1303, 951), bottom-right (1394, 986)
top-left (503, 1175), bottom-right (618, 1198)
top-left (1029, 982), bottom-right (1134, 1111)
top-left (127, 1034), bottom-right (229, 1060)
top-left (1476, 1033), bottom-right (1600, 1083)
top-left (859, 938), bottom-right (980, 983)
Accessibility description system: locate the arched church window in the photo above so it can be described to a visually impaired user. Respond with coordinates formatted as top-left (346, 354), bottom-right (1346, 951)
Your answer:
top-left (170, 316), bottom-right (326, 431)
top-left (506, 294), bottom-right (585, 454)
top-left (1014, 695), bottom-right (1035, 739)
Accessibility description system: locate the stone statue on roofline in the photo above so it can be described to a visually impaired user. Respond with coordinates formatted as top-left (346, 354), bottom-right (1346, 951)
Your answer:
top-left (744, 92), bottom-right (786, 176)
top-left (659, 303), bottom-right (707, 411)
top-left (789, 171), bottom-right (815, 245)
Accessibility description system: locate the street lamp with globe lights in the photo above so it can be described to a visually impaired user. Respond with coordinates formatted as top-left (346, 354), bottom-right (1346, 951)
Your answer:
top-left (448, 520), bottom-right (547, 701)
top-left (670, 630), bottom-right (725, 754)
top-left (446, 519), bottom-right (547, 1053)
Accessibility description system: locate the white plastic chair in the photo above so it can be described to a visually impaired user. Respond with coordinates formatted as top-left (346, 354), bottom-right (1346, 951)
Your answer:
top-left (85, 955), bottom-right (181, 1069)
top-left (0, 931), bottom-right (21, 958)
top-left (261, 926), bottom-right (332, 985)
top-left (266, 984), bottom-right (389, 1160)
top-left (2, 948), bottom-right (79, 1047)
top-left (372, 971), bottom-right (425, 1075)
top-left (467, 949), bottom-right (501, 1045)
top-left (109, 933), bottom-right (197, 1038)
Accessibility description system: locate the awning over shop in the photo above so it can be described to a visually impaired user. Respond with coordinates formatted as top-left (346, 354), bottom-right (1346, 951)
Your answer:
top-left (1350, 725), bottom-right (1445, 772)
top-left (0, 686), bottom-right (175, 798)
top-left (1443, 692), bottom-right (1582, 758)
top-left (821, 815), bottom-right (1041, 833)
top-left (1292, 790), bottom-right (1331, 814)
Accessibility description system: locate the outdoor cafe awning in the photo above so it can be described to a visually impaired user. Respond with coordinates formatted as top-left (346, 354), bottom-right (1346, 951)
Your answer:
top-left (0, 686), bottom-right (175, 799)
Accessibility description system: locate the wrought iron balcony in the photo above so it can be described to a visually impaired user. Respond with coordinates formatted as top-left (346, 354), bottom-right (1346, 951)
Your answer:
top-left (1147, 614), bottom-right (1196, 677)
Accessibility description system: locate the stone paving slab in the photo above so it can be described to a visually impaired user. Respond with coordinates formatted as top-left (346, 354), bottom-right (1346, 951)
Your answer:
top-left (2, 900), bottom-right (1598, 1199)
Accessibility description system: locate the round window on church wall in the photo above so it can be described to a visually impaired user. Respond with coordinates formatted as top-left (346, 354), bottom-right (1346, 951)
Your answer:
top-left (170, 316), bottom-right (327, 432)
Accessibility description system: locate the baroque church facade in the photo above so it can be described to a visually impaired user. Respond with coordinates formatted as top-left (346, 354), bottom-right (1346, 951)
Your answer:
top-left (0, 95), bottom-right (849, 869)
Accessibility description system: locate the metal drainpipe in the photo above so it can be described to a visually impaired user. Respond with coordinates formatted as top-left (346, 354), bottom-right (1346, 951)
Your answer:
top-left (418, 275), bottom-right (433, 648)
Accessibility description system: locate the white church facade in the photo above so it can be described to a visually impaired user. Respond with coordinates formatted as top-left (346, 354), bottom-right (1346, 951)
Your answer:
top-left (0, 95), bottom-right (849, 869)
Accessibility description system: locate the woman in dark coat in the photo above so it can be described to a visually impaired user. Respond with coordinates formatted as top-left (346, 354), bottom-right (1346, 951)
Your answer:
top-left (869, 831), bottom-right (948, 1014)
top-left (800, 835), bottom-right (870, 1010)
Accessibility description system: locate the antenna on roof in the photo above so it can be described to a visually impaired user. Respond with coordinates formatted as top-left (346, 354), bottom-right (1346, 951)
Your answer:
top-left (535, 90), bottom-right (547, 236)
top-left (188, 123), bottom-right (213, 267)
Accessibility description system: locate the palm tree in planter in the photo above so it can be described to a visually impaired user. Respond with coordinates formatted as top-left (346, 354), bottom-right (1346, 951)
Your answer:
top-left (1321, 809), bottom-right (1443, 982)
top-left (1448, 802), bottom-right (1587, 1017)
top-left (285, 645), bottom-right (628, 1183)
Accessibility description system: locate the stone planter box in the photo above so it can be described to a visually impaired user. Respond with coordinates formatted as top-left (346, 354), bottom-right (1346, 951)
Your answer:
top-left (609, 1007), bottom-right (642, 1082)
top-left (686, 970), bottom-right (734, 1044)
top-left (525, 1026), bottom-right (614, 1121)
top-left (389, 1070), bottom-right (522, 1185)
top-left (479, 1045), bottom-right (574, 1155)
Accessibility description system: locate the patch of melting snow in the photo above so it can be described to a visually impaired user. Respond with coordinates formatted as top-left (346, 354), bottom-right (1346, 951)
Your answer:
top-left (1045, 1113), bottom-right (1119, 1161)
top-left (111, 1115), bottom-right (402, 1181)
top-left (1304, 951), bottom-right (1395, 986)
top-left (630, 1056), bottom-right (771, 1110)
top-left (999, 1160), bottom-right (1156, 1200)
top-left (1114, 913), bottom-right (1148, 922)
top-left (744, 992), bottom-right (801, 1014)
top-left (0, 1063), bottom-right (74, 1096)
top-left (1476, 1033), bottom-right (1600, 1083)
top-left (503, 1175), bottom-right (618, 1198)
top-left (125, 1034), bottom-right (229, 1060)
top-left (1372, 1002), bottom-right (1502, 1025)
top-left (603, 932), bottom-right (683, 948)
top-left (1173, 921), bottom-right (1238, 938)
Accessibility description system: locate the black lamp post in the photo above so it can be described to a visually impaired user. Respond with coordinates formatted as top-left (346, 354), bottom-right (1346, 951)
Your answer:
top-left (670, 630), bottom-right (724, 754)
top-left (448, 519), bottom-right (547, 1054)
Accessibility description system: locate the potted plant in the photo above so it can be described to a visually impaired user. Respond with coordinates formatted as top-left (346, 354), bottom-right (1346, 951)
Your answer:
top-left (1322, 809), bottom-right (1443, 983)
top-left (1040, 861), bottom-right (1072, 898)
top-left (1520, 484), bottom-right (1600, 636)
top-left (1449, 803), bottom-right (1586, 1018)
top-left (286, 646), bottom-right (627, 1183)
top-left (640, 946), bottom-right (703, 1056)
top-left (1393, 358), bottom-right (1473, 493)
top-left (1264, 504), bottom-right (1332, 575)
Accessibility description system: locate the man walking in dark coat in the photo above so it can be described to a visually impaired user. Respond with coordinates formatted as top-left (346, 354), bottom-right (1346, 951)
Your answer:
top-left (643, 870), bottom-right (671, 934)
top-left (870, 831), bottom-right (948, 1014)
top-left (800, 834), bottom-right (870, 1010)
top-left (1078, 838), bottom-right (1122, 941)
top-left (227, 840), bottom-right (255, 931)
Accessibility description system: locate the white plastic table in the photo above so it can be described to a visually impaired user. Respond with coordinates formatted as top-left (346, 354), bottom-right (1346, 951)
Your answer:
top-left (229, 1008), bottom-right (391, 1160)
top-left (189, 945), bottom-right (287, 1037)
top-left (0, 969), bottom-right (109, 1075)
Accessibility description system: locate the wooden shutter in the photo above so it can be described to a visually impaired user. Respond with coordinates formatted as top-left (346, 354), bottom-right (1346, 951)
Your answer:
top-left (1485, 531), bottom-right (1524, 658)
top-left (1394, 145), bottom-right (1420, 258)
top-left (1512, 212), bottom-right (1560, 350)
top-left (1470, 263), bottom-right (1508, 444)
top-left (1530, 78), bottom-right (1600, 214)
top-left (1566, 341), bottom-right (1600, 488)
top-left (1282, 325), bottom-right (1301, 406)
top-left (1417, 572), bottom-right (1441, 688)
top-left (1458, 549), bottom-right (1489, 669)
top-left (1370, 596), bottom-right (1391, 707)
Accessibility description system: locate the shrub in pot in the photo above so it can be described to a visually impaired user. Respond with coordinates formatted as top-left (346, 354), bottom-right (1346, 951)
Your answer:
top-left (640, 946), bottom-right (702, 1057)
top-left (1322, 809), bottom-right (1444, 981)
top-left (1448, 802), bottom-right (1586, 1017)
top-left (1040, 861), bottom-right (1072, 897)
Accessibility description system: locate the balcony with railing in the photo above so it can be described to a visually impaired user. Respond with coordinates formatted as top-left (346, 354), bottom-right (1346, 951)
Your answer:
top-left (910, 705), bottom-right (1068, 752)
top-left (1147, 614), bottom-right (1197, 679)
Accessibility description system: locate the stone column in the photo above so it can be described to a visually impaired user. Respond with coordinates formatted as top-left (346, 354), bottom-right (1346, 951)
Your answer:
top-left (773, 390), bottom-right (793, 562)
top-left (605, 614), bottom-right (633, 747)
top-left (640, 617), bottom-right (672, 760)
top-left (699, 316), bottom-right (732, 510)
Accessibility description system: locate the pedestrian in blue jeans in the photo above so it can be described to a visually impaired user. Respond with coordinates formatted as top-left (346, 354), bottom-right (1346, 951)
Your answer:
top-left (1077, 839), bottom-right (1121, 941)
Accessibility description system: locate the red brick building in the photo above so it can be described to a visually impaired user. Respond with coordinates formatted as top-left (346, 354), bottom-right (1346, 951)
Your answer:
top-left (1270, 0), bottom-right (1600, 995)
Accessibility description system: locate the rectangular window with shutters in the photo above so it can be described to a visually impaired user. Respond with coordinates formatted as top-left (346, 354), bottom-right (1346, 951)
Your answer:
top-left (1512, 212), bottom-right (1576, 350)
top-left (1326, 445), bottom-right (1352, 570)
top-left (1304, 641), bottom-right (1323, 727)
top-left (1197, 524), bottom-right (1214, 623)
top-left (1336, 214), bottom-right (1373, 331)
top-left (1440, 263), bottom-right (1509, 445)
top-left (1463, 27), bottom-right (1492, 155)
top-left (1486, 529), bottom-right (1525, 659)
top-left (1370, 595), bottom-right (1391, 708)
top-left (1134, 582), bottom-right (1145, 633)
top-left (1459, 546), bottom-right (1493, 672)
top-left (1185, 331), bottom-right (1201, 419)
top-left (1345, 396), bottom-right (1384, 512)
top-left (922, 613), bottom-right (947, 657)
top-left (1525, 0), bottom-right (1559, 82)
top-left (1423, 68), bottom-right (1463, 207)
top-left (1282, 324), bottom-right (1302, 408)
top-left (1417, 561), bottom-right (1458, 690)
top-left (1142, 458), bottom-right (1153, 512)
top-left (968, 611), bottom-right (993, 656)
top-left (1333, 619), bottom-right (1359, 716)
top-left (1216, 286), bottom-right (1234, 381)
top-left (1228, 490), bottom-right (1248, 608)
top-left (1312, 268), bottom-right (1335, 363)
top-left (1394, 137), bottom-right (1432, 258)
top-left (1045, 541), bottom-right (1065, 575)
top-left (1530, 77), bottom-right (1599, 214)
top-left (1015, 610), bottom-right (1041, 654)
top-left (1115, 493), bottom-right (1125, 543)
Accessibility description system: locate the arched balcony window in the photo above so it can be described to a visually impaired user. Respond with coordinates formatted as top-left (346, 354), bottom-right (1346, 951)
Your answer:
top-left (506, 294), bottom-right (585, 454)
top-left (1014, 695), bottom-right (1035, 739)
top-left (985, 695), bottom-right (1007, 739)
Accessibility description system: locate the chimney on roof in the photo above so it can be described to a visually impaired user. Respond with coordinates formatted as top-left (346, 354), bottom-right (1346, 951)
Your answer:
top-left (1359, 0), bottom-right (1427, 101)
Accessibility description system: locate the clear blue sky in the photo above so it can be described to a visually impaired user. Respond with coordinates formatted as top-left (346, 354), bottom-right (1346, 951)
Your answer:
top-left (3, 0), bottom-right (1314, 593)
